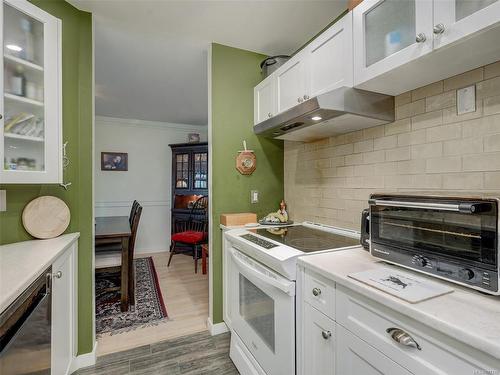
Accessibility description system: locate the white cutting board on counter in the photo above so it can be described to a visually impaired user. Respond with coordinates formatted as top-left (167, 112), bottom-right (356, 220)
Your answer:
top-left (349, 267), bottom-right (454, 303)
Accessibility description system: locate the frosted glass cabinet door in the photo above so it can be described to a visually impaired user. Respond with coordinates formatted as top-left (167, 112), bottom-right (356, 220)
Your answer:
top-left (0, 0), bottom-right (61, 183)
top-left (433, 0), bottom-right (500, 49)
top-left (353, 0), bottom-right (433, 87)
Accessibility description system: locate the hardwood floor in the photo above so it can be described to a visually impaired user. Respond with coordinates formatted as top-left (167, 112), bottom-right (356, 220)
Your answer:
top-left (96, 251), bottom-right (209, 356)
top-left (76, 331), bottom-right (238, 375)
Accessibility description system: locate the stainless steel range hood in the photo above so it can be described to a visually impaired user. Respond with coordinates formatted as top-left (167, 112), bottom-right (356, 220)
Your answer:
top-left (254, 87), bottom-right (394, 142)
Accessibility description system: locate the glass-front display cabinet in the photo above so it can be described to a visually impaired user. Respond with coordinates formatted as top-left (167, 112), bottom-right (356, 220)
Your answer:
top-left (353, 0), bottom-right (433, 87)
top-left (169, 142), bottom-right (208, 233)
top-left (433, 0), bottom-right (500, 49)
top-left (1, 0), bottom-right (62, 183)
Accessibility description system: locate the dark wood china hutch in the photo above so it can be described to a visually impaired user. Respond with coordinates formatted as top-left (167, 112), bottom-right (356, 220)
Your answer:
top-left (169, 142), bottom-right (208, 234)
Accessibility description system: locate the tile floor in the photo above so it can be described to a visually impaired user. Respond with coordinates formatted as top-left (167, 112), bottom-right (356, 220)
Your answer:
top-left (75, 331), bottom-right (238, 375)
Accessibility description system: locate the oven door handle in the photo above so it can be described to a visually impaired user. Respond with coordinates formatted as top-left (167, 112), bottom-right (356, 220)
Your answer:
top-left (368, 199), bottom-right (490, 214)
top-left (229, 248), bottom-right (295, 296)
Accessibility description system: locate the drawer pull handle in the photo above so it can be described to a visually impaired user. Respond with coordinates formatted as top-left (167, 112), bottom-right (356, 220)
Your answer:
top-left (321, 330), bottom-right (331, 340)
top-left (312, 287), bottom-right (321, 297)
top-left (386, 328), bottom-right (421, 350)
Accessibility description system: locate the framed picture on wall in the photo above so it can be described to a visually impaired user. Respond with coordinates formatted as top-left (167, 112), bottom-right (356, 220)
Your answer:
top-left (101, 152), bottom-right (128, 171)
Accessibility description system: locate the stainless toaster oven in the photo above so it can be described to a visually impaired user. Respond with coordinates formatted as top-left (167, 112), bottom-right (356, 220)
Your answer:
top-left (367, 193), bottom-right (499, 295)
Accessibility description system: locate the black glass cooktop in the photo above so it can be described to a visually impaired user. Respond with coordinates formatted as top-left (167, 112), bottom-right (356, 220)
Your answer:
top-left (254, 225), bottom-right (359, 252)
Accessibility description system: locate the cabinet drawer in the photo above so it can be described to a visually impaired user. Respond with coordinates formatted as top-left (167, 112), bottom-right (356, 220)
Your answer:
top-left (336, 324), bottom-right (411, 375)
top-left (336, 285), bottom-right (498, 375)
top-left (304, 269), bottom-right (335, 319)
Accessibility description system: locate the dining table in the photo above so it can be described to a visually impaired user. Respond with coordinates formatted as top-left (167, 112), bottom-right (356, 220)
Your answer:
top-left (95, 216), bottom-right (132, 312)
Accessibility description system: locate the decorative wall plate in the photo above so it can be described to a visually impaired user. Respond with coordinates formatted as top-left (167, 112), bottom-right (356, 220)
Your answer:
top-left (236, 150), bottom-right (256, 175)
top-left (22, 196), bottom-right (70, 239)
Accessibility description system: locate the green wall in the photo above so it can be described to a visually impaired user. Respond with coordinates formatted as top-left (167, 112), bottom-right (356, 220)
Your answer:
top-left (0, 0), bottom-right (94, 355)
top-left (211, 43), bottom-right (284, 323)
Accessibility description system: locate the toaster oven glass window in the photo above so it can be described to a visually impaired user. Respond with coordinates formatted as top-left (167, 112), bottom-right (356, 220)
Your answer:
top-left (371, 202), bottom-right (497, 266)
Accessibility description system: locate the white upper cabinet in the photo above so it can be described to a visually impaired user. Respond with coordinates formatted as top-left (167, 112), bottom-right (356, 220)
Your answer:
top-left (353, 0), bottom-right (433, 90)
top-left (1, 0), bottom-right (62, 184)
top-left (254, 73), bottom-right (276, 125)
top-left (253, 12), bottom-right (354, 125)
top-left (305, 12), bottom-right (353, 98)
top-left (353, 0), bottom-right (500, 94)
top-left (276, 52), bottom-right (308, 114)
top-left (433, 0), bottom-right (500, 49)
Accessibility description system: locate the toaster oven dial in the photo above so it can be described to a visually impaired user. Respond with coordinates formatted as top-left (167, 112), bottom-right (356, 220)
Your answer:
top-left (458, 268), bottom-right (475, 281)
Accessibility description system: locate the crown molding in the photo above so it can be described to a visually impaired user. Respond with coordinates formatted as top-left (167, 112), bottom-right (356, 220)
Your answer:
top-left (96, 115), bottom-right (207, 132)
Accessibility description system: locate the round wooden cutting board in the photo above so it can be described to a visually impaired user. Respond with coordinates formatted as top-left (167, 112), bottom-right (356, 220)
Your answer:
top-left (22, 196), bottom-right (71, 239)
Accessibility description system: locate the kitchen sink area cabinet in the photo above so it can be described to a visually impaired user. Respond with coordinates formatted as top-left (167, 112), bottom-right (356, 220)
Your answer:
top-left (0, 0), bottom-right (62, 184)
top-left (353, 0), bottom-right (500, 95)
top-left (254, 73), bottom-right (276, 125)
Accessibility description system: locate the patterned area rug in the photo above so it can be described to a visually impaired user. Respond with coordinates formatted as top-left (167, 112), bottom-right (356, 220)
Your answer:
top-left (96, 257), bottom-right (168, 336)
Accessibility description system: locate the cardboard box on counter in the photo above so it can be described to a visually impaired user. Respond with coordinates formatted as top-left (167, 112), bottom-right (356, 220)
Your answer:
top-left (220, 213), bottom-right (257, 226)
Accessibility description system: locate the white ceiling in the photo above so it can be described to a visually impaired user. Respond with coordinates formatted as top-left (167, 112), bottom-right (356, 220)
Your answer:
top-left (70, 0), bottom-right (348, 126)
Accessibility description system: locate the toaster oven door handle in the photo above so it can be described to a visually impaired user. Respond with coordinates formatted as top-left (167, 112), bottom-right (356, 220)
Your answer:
top-left (368, 199), bottom-right (490, 214)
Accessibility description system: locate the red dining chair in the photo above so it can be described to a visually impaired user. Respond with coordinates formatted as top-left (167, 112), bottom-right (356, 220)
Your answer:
top-left (168, 196), bottom-right (208, 273)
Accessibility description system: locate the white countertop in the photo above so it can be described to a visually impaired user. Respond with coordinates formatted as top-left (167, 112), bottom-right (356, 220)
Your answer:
top-left (298, 247), bottom-right (500, 360)
top-left (0, 233), bottom-right (80, 313)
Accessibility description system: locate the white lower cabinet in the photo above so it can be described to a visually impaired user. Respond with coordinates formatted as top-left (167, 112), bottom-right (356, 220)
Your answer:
top-left (336, 324), bottom-right (412, 375)
top-left (301, 303), bottom-right (335, 375)
top-left (51, 242), bottom-right (77, 375)
top-left (298, 267), bottom-right (500, 375)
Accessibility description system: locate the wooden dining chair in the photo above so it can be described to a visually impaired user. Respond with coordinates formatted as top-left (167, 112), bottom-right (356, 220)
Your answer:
top-left (95, 205), bottom-right (143, 307)
top-left (168, 196), bottom-right (208, 273)
top-left (95, 200), bottom-right (140, 253)
top-left (129, 200), bottom-right (139, 226)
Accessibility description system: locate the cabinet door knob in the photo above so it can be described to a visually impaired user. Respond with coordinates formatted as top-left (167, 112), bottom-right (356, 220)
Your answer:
top-left (53, 271), bottom-right (63, 279)
top-left (268, 112), bottom-right (272, 118)
top-left (312, 287), bottom-right (321, 296)
top-left (415, 33), bottom-right (426, 43)
top-left (303, 95), bottom-right (310, 100)
top-left (298, 97), bottom-right (304, 103)
top-left (386, 327), bottom-right (421, 350)
top-left (0, 114), bottom-right (3, 120)
top-left (433, 23), bottom-right (445, 34)
top-left (321, 330), bottom-right (332, 340)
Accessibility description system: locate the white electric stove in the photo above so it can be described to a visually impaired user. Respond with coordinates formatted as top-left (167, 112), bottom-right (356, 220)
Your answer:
top-left (223, 222), bottom-right (360, 375)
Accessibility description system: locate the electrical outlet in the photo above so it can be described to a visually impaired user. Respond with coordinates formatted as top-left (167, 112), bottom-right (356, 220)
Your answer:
top-left (251, 190), bottom-right (259, 204)
top-left (457, 85), bottom-right (476, 115)
top-left (0, 190), bottom-right (6, 212)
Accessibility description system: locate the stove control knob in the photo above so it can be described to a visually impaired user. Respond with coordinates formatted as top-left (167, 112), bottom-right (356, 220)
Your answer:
top-left (458, 268), bottom-right (475, 281)
top-left (414, 255), bottom-right (428, 267)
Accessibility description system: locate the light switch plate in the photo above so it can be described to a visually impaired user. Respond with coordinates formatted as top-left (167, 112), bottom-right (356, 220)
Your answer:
top-left (457, 85), bottom-right (476, 115)
top-left (0, 190), bottom-right (6, 212)
top-left (251, 190), bottom-right (259, 204)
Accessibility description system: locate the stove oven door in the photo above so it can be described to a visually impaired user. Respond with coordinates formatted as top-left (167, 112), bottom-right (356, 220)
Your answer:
top-left (228, 246), bottom-right (295, 375)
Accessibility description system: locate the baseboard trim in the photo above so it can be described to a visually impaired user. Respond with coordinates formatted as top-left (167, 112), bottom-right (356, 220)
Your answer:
top-left (70, 341), bottom-right (98, 373)
top-left (207, 317), bottom-right (229, 336)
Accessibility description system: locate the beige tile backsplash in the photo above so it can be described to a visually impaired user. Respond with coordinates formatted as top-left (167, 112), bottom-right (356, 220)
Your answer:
top-left (284, 61), bottom-right (500, 231)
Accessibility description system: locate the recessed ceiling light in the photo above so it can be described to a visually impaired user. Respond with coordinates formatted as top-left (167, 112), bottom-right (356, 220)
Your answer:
top-left (311, 116), bottom-right (322, 121)
top-left (6, 44), bottom-right (22, 52)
